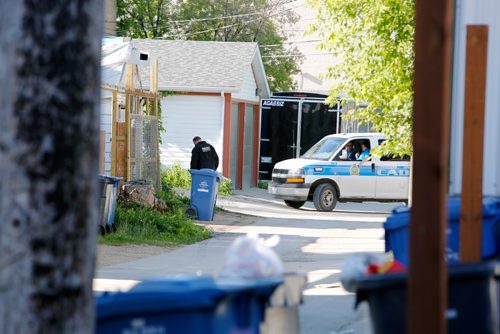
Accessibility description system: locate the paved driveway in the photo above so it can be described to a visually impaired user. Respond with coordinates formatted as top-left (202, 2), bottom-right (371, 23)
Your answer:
top-left (96, 188), bottom-right (404, 334)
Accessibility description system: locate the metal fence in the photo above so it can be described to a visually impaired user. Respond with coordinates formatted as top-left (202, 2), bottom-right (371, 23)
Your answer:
top-left (130, 113), bottom-right (160, 189)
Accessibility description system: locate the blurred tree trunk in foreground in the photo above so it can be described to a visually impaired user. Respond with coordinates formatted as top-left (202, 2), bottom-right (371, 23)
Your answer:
top-left (0, 1), bottom-right (102, 333)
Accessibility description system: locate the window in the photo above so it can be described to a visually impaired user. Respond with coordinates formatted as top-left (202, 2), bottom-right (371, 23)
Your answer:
top-left (301, 137), bottom-right (345, 161)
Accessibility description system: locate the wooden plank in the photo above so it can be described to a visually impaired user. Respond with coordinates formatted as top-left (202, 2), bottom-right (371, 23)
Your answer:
top-left (408, 0), bottom-right (454, 333)
top-left (99, 130), bottom-right (106, 174)
top-left (115, 122), bottom-right (127, 178)
top-left (236, 103), bottom-right (245, 190)
top-left (460, 25), bottom-right (489, 262)
top-left (222, 93), bottom-right (232, 178)
top-left (110, 91), bottom-right (118, 175)
top-left (252, 104), bottom-right (260, 187)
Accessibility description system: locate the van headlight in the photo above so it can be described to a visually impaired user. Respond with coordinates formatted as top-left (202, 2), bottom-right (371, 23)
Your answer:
top-left (286, 168), bottom-right (305, 183)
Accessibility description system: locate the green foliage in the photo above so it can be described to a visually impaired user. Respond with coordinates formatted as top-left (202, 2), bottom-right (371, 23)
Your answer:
top-left (307, 0), bottom-right (415, 156)
top-left (258, 181), bottom-right (269, 190)
top-left (218, 178), bottom-right (233, 196)
top-left (116, 0), bottom-right (172, 38)
top-left (116, 0), bottom-right (302, 92)
top-left (162, 162), bottom-right (192, 189)
top-left (161, 162), bottom-right (233, 195)
top-left (101, 204), bottom-right (211, 246)
top-left (101, 186), bottom-right (211, 246)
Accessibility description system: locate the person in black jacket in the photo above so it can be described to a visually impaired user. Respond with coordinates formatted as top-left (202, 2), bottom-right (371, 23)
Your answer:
top-left (190, 136), bottom-right (219, 170)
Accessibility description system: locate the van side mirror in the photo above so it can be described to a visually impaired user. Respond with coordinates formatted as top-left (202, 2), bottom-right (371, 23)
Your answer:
top-left (340, 149), bottom-right (348, 160)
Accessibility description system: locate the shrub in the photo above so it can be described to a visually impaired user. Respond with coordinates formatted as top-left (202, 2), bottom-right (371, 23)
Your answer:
top-left (161, 162), bottom-right (233, 196)
top-left (101, 186), bottom-right (211, 246)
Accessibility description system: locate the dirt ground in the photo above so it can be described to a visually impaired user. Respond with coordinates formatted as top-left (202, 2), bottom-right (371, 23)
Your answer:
top-left (96, 210), bottom-right (256, 269)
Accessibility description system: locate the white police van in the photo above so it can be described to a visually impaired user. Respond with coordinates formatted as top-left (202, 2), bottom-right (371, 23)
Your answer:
top-left (268, 133), bottom-right (410, 211)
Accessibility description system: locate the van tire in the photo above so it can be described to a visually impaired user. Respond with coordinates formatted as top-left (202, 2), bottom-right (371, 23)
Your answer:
top-left (284, 200), bottom-right (306, 209)
top-left (313, 183), bottom-right (337, 211)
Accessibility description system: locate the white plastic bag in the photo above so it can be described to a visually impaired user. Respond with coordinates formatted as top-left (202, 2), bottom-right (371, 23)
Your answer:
top-left (218, 233), bottom-right (284, 278)
top-left (340, 253), bottom-right (391, 292)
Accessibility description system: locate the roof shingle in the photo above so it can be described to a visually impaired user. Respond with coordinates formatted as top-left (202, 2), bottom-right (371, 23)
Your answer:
top-left (133, 39), bottom-right (258, 92)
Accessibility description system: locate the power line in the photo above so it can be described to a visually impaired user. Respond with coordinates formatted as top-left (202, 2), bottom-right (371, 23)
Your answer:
top-left (157, 3), bottom-right (304, 39)
top-left (262, 52), bottom-right (335, 58)
top-left (166, 0), bottom-right (300, 24)
top-left (259, 39), bottom-right (322, 47)
top-left (115, 1), bottom-right (303, 38)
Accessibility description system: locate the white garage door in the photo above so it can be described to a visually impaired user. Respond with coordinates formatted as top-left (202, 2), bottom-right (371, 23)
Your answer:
top-left (159, 95), bottom-right (223, 170)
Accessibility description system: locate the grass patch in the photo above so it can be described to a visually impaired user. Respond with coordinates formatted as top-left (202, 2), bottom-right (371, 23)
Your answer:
top-left (100, 186), bottom-right (211, 246)
top-left (161, 162), bottom-right (233, 196)
top-left (258, 181), bottom-right (269, 190)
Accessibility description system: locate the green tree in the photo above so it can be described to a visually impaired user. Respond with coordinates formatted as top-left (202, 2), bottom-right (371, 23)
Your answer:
top-left (308, 0), bottom-right (415, 156)
top-left (116, 0), bottom-right (302, 92)
top-left (117, 0), bottom-right (172, 38)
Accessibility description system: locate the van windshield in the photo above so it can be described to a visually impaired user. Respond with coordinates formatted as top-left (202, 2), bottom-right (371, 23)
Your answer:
top-left (301, 137), bottom-right (345, 161)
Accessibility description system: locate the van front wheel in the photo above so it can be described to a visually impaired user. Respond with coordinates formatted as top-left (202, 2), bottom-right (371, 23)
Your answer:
top-left (313, 184), bottom-right (337, 211)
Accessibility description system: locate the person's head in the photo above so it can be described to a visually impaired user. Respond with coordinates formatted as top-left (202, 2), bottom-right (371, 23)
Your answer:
top-left (192, 136), bottom-right (201, 145)
top-left (361, 141), bottom-right (369, 149)
top-left (346, 142), bottom-right (354, 151)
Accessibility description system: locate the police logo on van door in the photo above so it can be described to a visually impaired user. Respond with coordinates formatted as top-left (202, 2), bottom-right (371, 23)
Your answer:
top-left (349, 164), bottom-right (360, 176)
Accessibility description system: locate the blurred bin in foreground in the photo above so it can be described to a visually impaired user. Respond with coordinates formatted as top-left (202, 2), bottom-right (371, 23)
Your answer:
top-left (384, 197), bottom-right (500, 265)
top-left (259, 273), bottom-right (307, 334)
top-left (188, 169), bottom-right (220, 221)
top-left (353, 261), bottom-right (500, 334)
top-left (96, 276), bottom-right (224, 334)
top-left (215, 277), bottom-right (283, 334)
top-left (96, 275), bottom-right (285, 334)
top-left (98, 175), bottom-right (122, 235)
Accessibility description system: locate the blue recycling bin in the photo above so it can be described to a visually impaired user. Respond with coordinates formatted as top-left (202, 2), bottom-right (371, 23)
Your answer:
top-left (98, 175), bottom-right (122, 235)
top-left (353, 261), bottom-right (500, 334)
top-left (96, 276), bottom-right (225, 334)
top-left (214, 277), bottom-right (283, 334)
top-left (95, 275), bottom-right (283, 334)
top-left (385, 197), bottom-right (500, 266)
top-left (188, 169), bottom-right (220, 221)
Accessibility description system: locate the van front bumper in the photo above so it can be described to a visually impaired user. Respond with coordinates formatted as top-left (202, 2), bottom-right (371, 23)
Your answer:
top-left (268, 182), bottom-right (310, 201)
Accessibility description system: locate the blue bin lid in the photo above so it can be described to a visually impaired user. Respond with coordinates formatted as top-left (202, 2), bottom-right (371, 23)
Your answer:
top-left (189, 169), bottom-right (219, 177)
top-left (215, 277), bottom-right (283, 297)
top-left (98, 175), bottom-right (123, 184)
top-left (96, 276), bottom-right (224, 320)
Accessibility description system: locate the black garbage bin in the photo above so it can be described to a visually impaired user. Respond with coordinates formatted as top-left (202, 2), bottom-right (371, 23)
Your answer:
top-left (354, 261), bottom-right (500, 334)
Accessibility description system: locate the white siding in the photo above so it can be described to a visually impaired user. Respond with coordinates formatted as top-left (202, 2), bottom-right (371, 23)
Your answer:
top-left (159, 95), bottom-right (223, 171)
top-left (232, 67), bottom-right (260, 103)
top-left (450, 0), bottom-right (500, 196)
top-left (100, 98), bottom-right (113, 175)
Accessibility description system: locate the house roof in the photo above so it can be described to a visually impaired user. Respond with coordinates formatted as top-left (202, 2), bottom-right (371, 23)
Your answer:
top-left (132, 39), bottom-right (270, 98)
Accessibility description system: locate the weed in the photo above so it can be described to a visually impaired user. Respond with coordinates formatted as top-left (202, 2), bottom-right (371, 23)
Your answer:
top-left (100, 186), bottom-right (211, 246)
top-left (258, 181), bottom-right (269, 190)
top-left (161, 162), bottom-right (191, 189)
top-left (161, 162), bottom-right (233, 196)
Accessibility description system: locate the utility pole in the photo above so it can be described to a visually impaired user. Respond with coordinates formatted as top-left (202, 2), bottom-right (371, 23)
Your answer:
top-left (0, 1), bottom-right (102, 333)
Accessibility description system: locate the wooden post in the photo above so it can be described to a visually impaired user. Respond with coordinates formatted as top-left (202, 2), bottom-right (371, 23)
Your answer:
top-left (460, 25), bottom-right (489, 262)
top-left (236, 103), bottom-right (245, 190)
top-left (111, 90), bottom-right (118, 175)
top-left (253, 104), bottom-right (261, 187)
top-left (222, 93), bottom-right (232, 178)
top-left (99, 130), bottom-right (106, 174)
top-left (125, 64), bottom-right (134, 181)
top-left (409, 0), bottom-right (454, 333)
